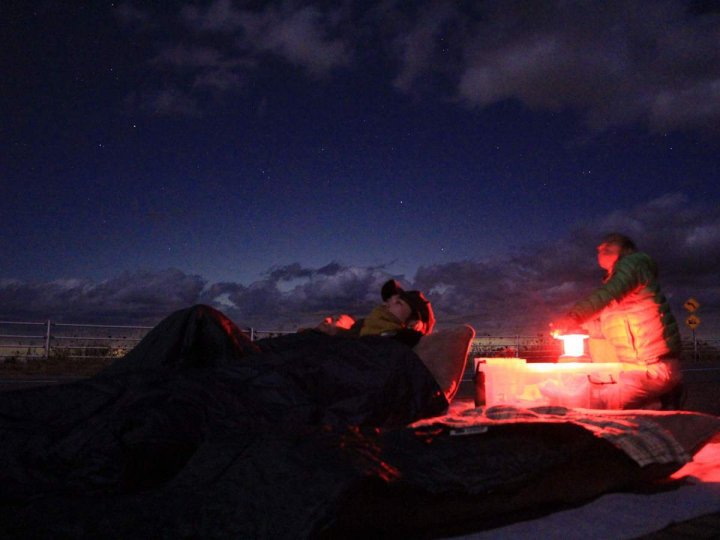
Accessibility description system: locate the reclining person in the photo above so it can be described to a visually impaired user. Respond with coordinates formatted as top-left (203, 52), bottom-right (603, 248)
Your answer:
top-left (315, 279), bottom-right (435, 347)
top-left (105, 280), bottom-right (470, 407)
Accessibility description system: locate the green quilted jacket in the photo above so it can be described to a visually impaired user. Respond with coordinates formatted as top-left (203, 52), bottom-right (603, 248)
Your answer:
top-left (568, 252), bottom-right (681, 364)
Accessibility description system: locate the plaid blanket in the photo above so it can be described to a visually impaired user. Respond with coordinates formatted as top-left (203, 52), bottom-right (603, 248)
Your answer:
top-left (412, 405), bottom-right (693, 467)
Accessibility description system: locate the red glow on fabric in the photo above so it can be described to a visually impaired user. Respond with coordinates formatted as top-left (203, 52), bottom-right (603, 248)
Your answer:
top-left (201, 304), bottom-right (257, 355)
top-left (376, 459), bottom-right (401, 482)
top-left (413, 426), bottom-right (444, 445)
top-left (337, 426), bottom-right (402, 483)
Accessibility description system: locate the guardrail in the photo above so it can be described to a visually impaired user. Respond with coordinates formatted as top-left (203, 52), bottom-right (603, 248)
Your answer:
top-left (1, 320), bottom-right (718, 362)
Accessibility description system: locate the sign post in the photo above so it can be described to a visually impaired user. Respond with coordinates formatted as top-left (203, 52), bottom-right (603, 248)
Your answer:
top-left (684, 298), bottom-right (701, 361)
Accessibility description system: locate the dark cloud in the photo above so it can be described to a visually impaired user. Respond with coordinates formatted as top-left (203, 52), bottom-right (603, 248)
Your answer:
top-left (0, 269), bottom-right (206, 324)
top-left (415, 194), bottom-right (720, 335)
top-left (448, 1), bottom-right (720, 132)
top-left (2, 196), bottom-right (717, 334)
top-left (181, 0), bottom-right (351, 75)
top-left (208, 262), bottom-right (401, 330)
top-left (181, 0), bottom-right (245, 33)
top-left (118, 0), bottom-right (720, 133)
top-left (266, 262), bottom-right (314, 281)
top-left (383, 1), bottom-right (464, 94)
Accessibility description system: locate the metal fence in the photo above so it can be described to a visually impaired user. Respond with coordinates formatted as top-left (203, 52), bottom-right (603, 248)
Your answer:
top-left (1, 319), bottom-right (718, 363)
top-left (0, 319), bottom-right (293, 361)
top-left (0, 320), bottom-right (153, 360)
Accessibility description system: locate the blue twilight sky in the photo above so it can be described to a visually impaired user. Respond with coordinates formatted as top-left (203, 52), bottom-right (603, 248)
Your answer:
top-left (2, 1), bottom-right (719, 335)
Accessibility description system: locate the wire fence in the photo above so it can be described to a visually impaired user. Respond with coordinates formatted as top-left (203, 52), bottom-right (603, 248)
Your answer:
top-left (1, 319), bottom-right (718, 363)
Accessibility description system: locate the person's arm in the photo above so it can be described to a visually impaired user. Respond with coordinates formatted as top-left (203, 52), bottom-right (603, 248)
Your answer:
top-left (567, 253), bottom-right (650, 324)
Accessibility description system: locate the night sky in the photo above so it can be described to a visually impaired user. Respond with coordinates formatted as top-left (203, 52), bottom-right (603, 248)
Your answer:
top-left (2, 1), bottom-right (719, 336)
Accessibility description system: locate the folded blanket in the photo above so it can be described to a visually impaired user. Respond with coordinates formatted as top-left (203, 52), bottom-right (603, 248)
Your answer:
top-left (412, 405), bottom-right (720, 467)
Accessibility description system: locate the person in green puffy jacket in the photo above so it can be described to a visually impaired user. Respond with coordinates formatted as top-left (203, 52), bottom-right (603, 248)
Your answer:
top-left (552, 233), bottom-right (683, 409)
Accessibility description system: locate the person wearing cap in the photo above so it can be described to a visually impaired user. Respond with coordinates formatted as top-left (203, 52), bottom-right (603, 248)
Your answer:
top-left (360, 282), bottom-right (433, 334)
top-left (314, 279), bottom-right (435, 347)
top-left (381, 279), bottom-right (435, 335)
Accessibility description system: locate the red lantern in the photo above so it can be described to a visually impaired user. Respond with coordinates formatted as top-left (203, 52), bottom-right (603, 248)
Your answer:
top-left (555, 331), bottom-right (590, 361)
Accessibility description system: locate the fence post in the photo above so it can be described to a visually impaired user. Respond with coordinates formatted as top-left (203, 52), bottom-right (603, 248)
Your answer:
top-left (45, 319), bottom-right (52, 359)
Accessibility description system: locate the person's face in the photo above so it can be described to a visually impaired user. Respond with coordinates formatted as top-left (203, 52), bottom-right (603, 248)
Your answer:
top-left (385, 295), bottom-right (412, 323)
top-left (597, 242), bottom-right (621, 272)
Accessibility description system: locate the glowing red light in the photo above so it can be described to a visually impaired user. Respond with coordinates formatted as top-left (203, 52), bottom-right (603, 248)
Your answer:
top-left (555, 332), bottom-right (589, 357)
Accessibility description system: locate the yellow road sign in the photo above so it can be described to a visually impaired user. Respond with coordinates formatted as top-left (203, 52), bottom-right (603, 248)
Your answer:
top-left (686, 314), bottom-right (701, 329)
top-left (684, 298), bottom-right (700, 312)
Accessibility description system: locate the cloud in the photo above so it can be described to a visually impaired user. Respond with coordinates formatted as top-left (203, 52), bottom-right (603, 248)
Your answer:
top-left (445, 1), bottom-right (720, 132)
top-left (116, 1), bottom-right (354, 117)
top-left (201, 262), bottom-right (400, 330)
top-left (0, 270), bottom-right (206, 325)
top-left (181, 0), bottom-right (351, 76)
top-left (181, 0), bottom-right (245, 33)
top-left (119, 0), bottom-right (719, 133)
top-left (239, 4), bottom-right (351, 76)
top-left (2, 196), bottom-right (717, 334)
top-left (0, 264), bottom-right (402, 330)
top-left (414, 193), bottom-right (720, 334)
top-left (384, 2), bottom-right (461, 93)
top-left (650, 79), bottom-right (720, 132)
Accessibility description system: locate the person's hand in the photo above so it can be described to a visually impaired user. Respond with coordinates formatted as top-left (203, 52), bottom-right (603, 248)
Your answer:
top-left (334, 314), bottom-right (355, 330)
top-left (316, 314), bottom-right (355, 335)
top-left (406, 319), bottom-right (425, 333)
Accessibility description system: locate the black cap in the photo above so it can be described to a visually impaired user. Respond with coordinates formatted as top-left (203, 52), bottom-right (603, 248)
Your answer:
top-left (381, 279), bottom-right (403, 301)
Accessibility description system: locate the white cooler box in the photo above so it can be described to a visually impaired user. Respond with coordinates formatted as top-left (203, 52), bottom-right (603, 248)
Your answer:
top-left (474, 357), bottom-right (628, 409)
